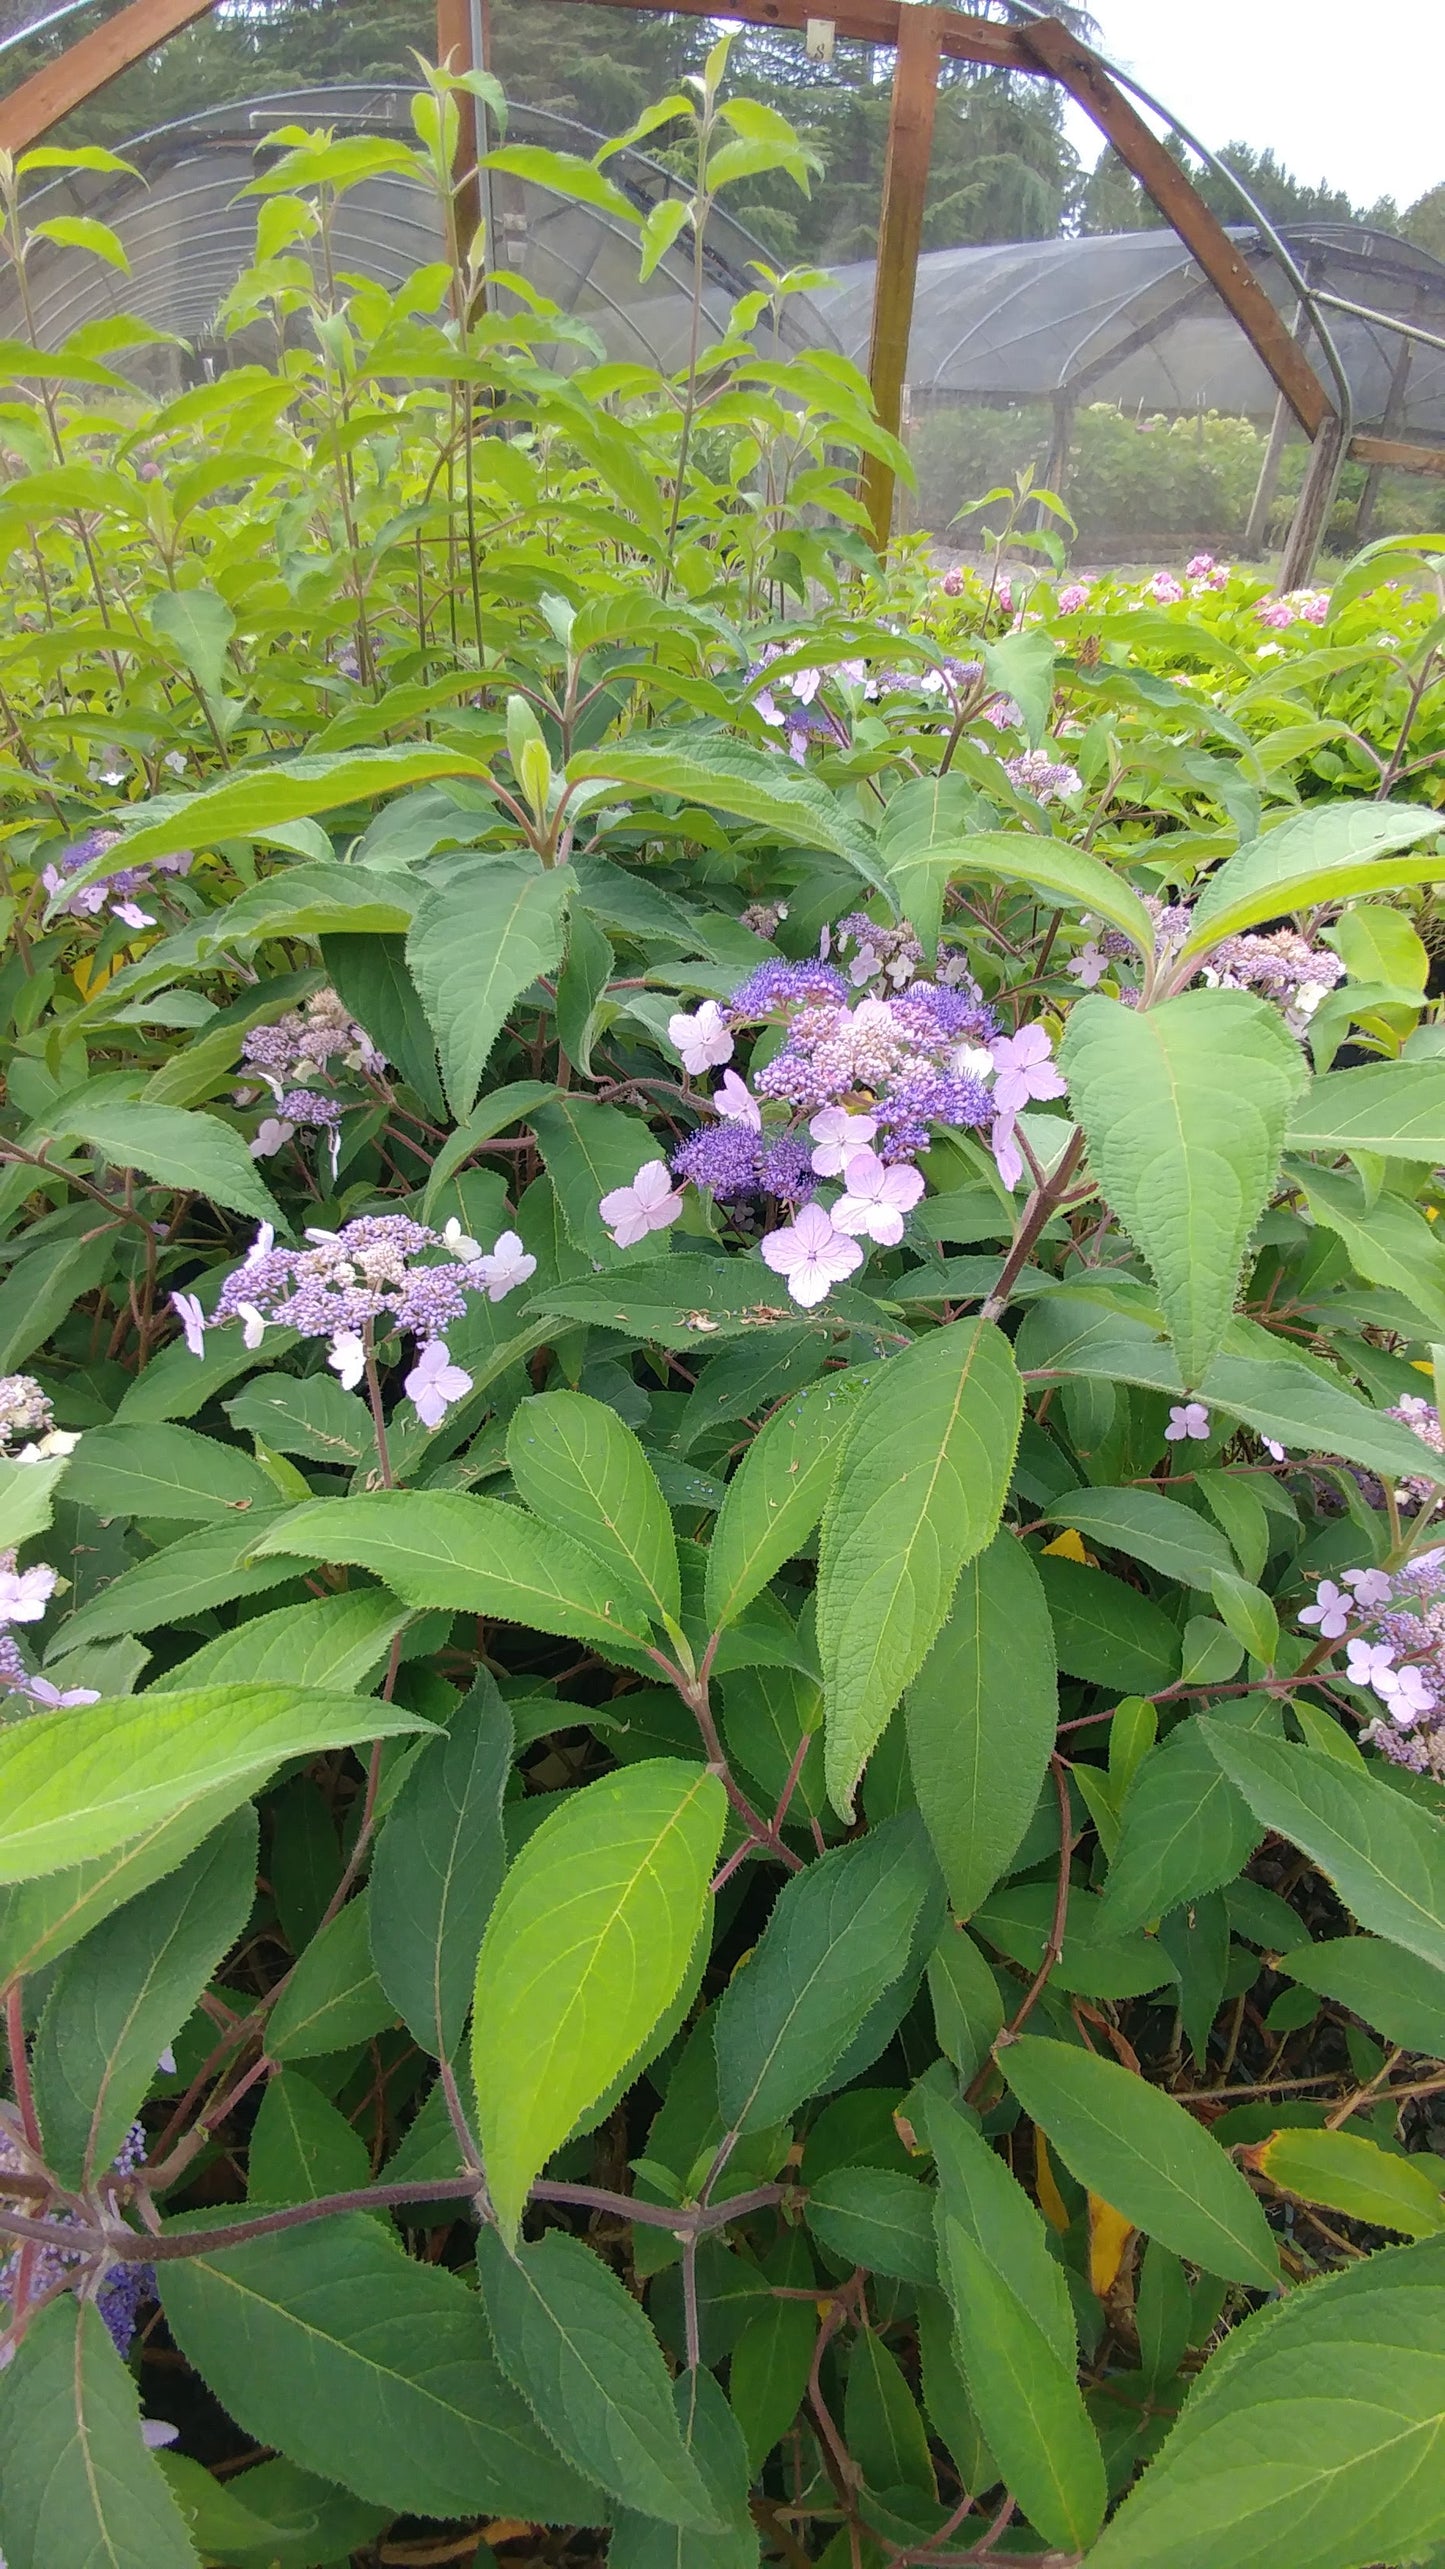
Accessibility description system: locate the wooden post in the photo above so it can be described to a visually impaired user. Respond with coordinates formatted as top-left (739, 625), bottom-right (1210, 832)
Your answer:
top-left (861, 2), bottom-right (942, 553)
top-left (1242, 297), bottom-right (1309, 557)
top-left (1354, 334), bottom-right (1414, 541)
top-left (1277, 409), bottom-right (1345, 592)
top-left (436, 0), bottom-right (486, 252)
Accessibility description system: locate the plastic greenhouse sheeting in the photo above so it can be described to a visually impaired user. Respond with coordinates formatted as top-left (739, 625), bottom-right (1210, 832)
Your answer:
top-left (820, 224), bottom-right (1445, 436)
top-left (0, 84), bottom-right (839, 370)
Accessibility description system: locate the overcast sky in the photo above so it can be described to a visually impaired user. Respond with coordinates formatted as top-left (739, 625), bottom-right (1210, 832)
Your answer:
top-left (1063, 0), bottom-right (1444, 213)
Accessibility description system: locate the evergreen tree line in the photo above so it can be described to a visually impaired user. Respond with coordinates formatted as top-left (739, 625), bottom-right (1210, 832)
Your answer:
top-left (4, 0), bottom-right (1442, 269)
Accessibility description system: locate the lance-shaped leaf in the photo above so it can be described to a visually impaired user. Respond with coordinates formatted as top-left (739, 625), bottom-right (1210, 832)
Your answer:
top-left (1287, 1059), bottom-right (1445, 1162)
top-left (1086, 2234), bottom-right (1445, 2569)
top-left (46, 1099), bottom-right (284, 1227)
top-left (1059, 990), bottom-right (1307, 1387)
top-left (568, 733), bottom-right (893, 900)
top-left (0, 1790), bottom-right (243, 1984)
top-left (473, 1759), bottom-right (725, 2240)
top-left (369, 1672), bottom-right (512, 2058)
top-left (1281, 1934), bottom-right (1445, 2057)
top-left (906, 1529), bottom-right (1057, 1919)
top-left (1250, 2127), bottom-right (1445, 2239)
top-left (941, 2225), bottom-right (1107, 2554)
top-left (704, 1368), bottom-right (870, 1634)
top-left (250, 1490), bottom-right (657, 1657)
top-left (1002, 2034), bottom-right (1279, 2287)
top-left (32, 1807), bottom-right (257, 2186)
top-left (62, 1421), bottom-right (281, 1524)
top-left (508, 1390), bottom-right (679, 1631)
top-left (159, 2215), bottom-right (603, 2525)
top-left (0, 2301), bottom-right (199, 2569)
top-left (713, 1814), bottom-right (935, 2135)
top-left (1179, 800), bottom-right (1445, 962)
top-left (1099, 1701), bottom-right (1277, 1932)
top-left (406, 857), bottom-right (572, 1119)
top-left (1201, 1723), bottom-right (1445, 1972)
top-left (885, 825), bottom-right (1155, 959)
top-left (79, 745), bottom-right (490, 874)
top-left (476, 2226), bottom-right (722, 2529)
top-left (816, 1319), bottom-right (1022, 1818)
top-left (0, 1686), bottom-right (430, 1883)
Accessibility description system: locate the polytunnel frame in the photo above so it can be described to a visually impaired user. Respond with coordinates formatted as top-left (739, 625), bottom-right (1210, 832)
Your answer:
top-left (2, 0), bottom-right (1444, 572)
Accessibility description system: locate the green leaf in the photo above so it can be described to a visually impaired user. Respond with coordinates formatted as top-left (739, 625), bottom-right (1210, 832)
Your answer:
top-left (1044, 1485), bottom-right (1236, 1591)
top-left (886, 827), bottom-right (1154, 960)
top-left (974, 1880), bottom-right (1176, 2000)
top-left (507, 1390), bottom-right (679, 1630)
top-left (609, 2369), bottom-right (760, 2569)
top-left (1181, 801), bottom-right (1445, 960)
top-left (33, 1808), bottom-right (256, 2186)
top-left (1086, 2234), bottom-right (1445, 2569)
top-left (0, 2300), bottom-right (199, 2569)
top-left (1035, 1552), bottom-right (1180, 1690)
top-left (704, 1369), bottom-right (868, 1634)
top-left (160, 2214), bottom-right (602, 2524)
top-left (1210, 1568), bottom-right (1279, 1664)
top-left (53, 1514), bottom-right (303, 1650)
top-left (905, 1530), bottom-right (1057, 1918)
top-left (1201, 1723), bottom-right (1445, 1973)
top-left (817, 1319), bottom-right (1023, 1819)
top-left (556, 906), bottom-right (615, 1078)
top-left (473, 1759), bottom-right (725, 2240)
top-left (1288, 1060), bottom-right (1445, 1161)
top-left (1002, 2034), bottom-right (1279, 2286)
top-left (713, 1814), bottom-right (935, 2135)
top-left (1283, 1934), bottom-right (1445, 2055)
top-left (1100, 1705), bottom-right (1274, 1931)
top-left (369, 1671), bottom-right (512, 2057)
top-left (28, 213), bottom-right (130, 270)
top-left (941, 2225), bottom-right (1105, 2553)
top-left (61, 1422), bottom-right (280, 1525)
top-left (0, 1686), bottom-right (429, 1883)
top-left (322, 930), bottom-right (446, 1121)
top-left (0, 1452), bottom-right (71, 1553)
top-left (0, 1791), bottom-right (242, 1984)
top-left (729, 2244), bottom-right (816, 2472)
top-left (0, 1227), bottom-right (112, 1372)
top-left (420, 1079), bottom-right (560, 1216)
top-left (530, 1096), bottom-right (676, 1267)
top-left (90, 747), bottom-right (491, 871)
top-left (268, 1896), bottom-right (395, 2059)
top-left (1254, 2126), bottom-right (1445, 2238)
top-left (806, 2167), bottom-right (937, 2286)
top-left (482, 141), bottom-right (640, 222)
top-left (476, 2225), bottom-right (720, 2529)
top-left (150, 583), bottom-right (236, 700)
top-left (925, 2089), bottom-right (1073, 2355)
top-left (845, 2328), bottom-right (936, 2498)
top-left (248, 2067), bottom-right (373, 2205)
top-left (158, 2451), bottom-right (387, 2568)
top-left (250, 1488), bottom-right (657, 1656)
top-left (224, 1371), bottom-right (369, 1467)
top-left (1301, 1163), bottom-right (1445, 1334)
top-left (172, 1590), bottom-right (407, 1693)
top-left (569, 734), bottom-right (892, 899)
top-left (1059, 990), bottom-right (1307, 1385)
top-left (406, 858), bottom-right (572, 1119)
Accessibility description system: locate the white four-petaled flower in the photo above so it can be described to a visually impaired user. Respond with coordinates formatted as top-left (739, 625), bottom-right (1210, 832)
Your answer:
top-left (0, 1561), bottom-right (56, 1625)
top-left (831, 1148), bottom-right (925, 1247)
top-left (475, 1230), bottom-right (537, 1300)
top-left (405, 1340), bottom-right (474, 1429)
top-left (1164, 1402), bottom-right (1210, 1443)
top-left (328, 1330), bottom-right (366, 1391)
top-left (444, 1217), bottom-right (482, 1260)
top-left (808, 1108), bottom-right (878, 1177)
top-left (667, 1002), bottom-right (733, 1077)
top-left (171, 1290), bottom-right (207, 1358)
top-left (1299, 1579), bottom-right (1351, 1640)
top-left (599, 1162), bottom-right (685, 1250)
top-left (714, 1070), bottom-right (762, 1130)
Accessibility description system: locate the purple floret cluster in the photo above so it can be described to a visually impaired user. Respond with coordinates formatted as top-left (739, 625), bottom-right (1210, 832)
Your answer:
top-left (1092, 896), bottom-right (1345, 1038)
top-left (742, 974), bottom-right (998, 1161)
top-left (40, 829), bottom-right (193, 931)
top-left (0, 2117), bottom-right (152, 2356)
top-left (237, 988), bottom-right (386, 1166)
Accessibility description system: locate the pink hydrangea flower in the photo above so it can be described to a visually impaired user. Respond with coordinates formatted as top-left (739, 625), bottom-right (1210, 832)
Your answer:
top-left (1058, 581), bottom-right (1090, 613)
top-left (1299, 1579), bottom-right (1352, 1640)
top-left (474, 1230), bottom-right (536, 1300)
top-left (0, 1561), bottom-right (56, 1623)
top-left (26, 1673), bottom-right (101, 1707)
top-left (996, 577), bottom-right (1014, 615)
top-left (1067, 942), bottom-right (1108, 989)
top-left (1346, 1638), bottom-right (1398, 1698)
top-left (170, 1290), bottom-right (207, 1358)
top-left (714, 1070), bottom-right (761, 1130)
top-left (759, 1203), bottom-right (864, 1307)
top-left (405, 1340), bottom-right (474, 1429)
top-left (809, 1107), bottom-right (878, 1176)
top-left (990, 1026), bottom-right (1067, 1116)
top-left (991, 1116), bottom-right (1023, 1191)
top-left (1343, 1566), bottom-right (1393, 1609)
top-left (668, 1001), bottom-right (733, 1077)
top-left (1165, 1401), bottom-right (1210, 1442)
top-left (941, 567), bottom-right (965, 597)
top-left (831, 1147), bottom-right (925, 1247)
top-left (599, 1161), bottom-right (685, 1249)
top-left (1186, 553), bottom-right (1215, 578)
top-left (1380, 1661), bottom-right (1434, 1724)
top-left (1149, 572), bottom-right (1184, 604)
top-left (1256, 596), bottom-right (1294, 631)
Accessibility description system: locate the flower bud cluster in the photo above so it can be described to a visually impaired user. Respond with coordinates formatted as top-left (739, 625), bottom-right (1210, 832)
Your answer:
top-left (40, 829), bottom-right (192, 930)
top-left (237, 989), bottom-right (387, 1166)
top-left (1300, 1553), bottom-right (1445, 1777)
top-left (0, 1375), bottom-right (77, 1463)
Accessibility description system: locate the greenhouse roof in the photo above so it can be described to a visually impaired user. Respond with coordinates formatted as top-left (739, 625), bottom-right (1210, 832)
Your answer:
top-left (820, 223), bottom-right (1445, 436)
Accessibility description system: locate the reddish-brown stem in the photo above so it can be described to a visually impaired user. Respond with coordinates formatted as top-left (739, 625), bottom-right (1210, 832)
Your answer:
top-left (4, 1984), bottom-right (40, 2150)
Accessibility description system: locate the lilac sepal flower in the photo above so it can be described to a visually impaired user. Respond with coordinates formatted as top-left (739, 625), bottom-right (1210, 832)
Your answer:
top-left (473, 1231), bottom-right (536, 1300)
top-left (990, 1027), bottom-right (1067, 1116)
top-left (1379, 1661), bottom-right (1435, 1725)
top-left (142, 2422), bottom-right (180, 2449)
top-left (832, 1147), bottom-right (925, 1247)
top-left (171, 1290), bottom-right (207, 1358)
top-left (444, 1217), bottom-right (482, 1260)
top-left (714, 1070), bottom-right (761, 1129)
top-left (0, 1561), bottom-right (57, 1626)
top-left (1165, 1402), bottom-right (1210, 1443)
top-left (1343, 1566), bottom-right (1393, 1609)
top-left (599, 1162), bottom-right (685, 1250)
top-left (992, 1117), bottom-right (1024, 1191)
top-left (1067, 942), bottom-right (1108, 989)
top-left (405, 1341), bottom-right (474, 1428)
top-left (24, 1675), bottom-right (100, 1707)
top-left (809, 1108), bottom-right (878, 1176)
top-left (328, 1331), bottom-right (366, 1391)
top-left (1346, 1638), bottom-right (1399, 1697)
top-left (759, 1205), bottom-right (864, 1308)
top-left (250, 1117), bottom-right (295, 1160)
top-left (1300, 1579), bottom-right (1352, 1640)
top-left (668, 1001), bottom-right (734, 1076)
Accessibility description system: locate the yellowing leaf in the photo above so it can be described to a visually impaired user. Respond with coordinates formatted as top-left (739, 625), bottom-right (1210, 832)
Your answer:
top-left (1088, 2195), bottom-right (1135, 2296)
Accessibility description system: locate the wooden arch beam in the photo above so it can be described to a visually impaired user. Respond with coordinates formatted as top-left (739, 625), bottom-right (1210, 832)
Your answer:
top-left (0, 0), bottom-right (217, 156)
